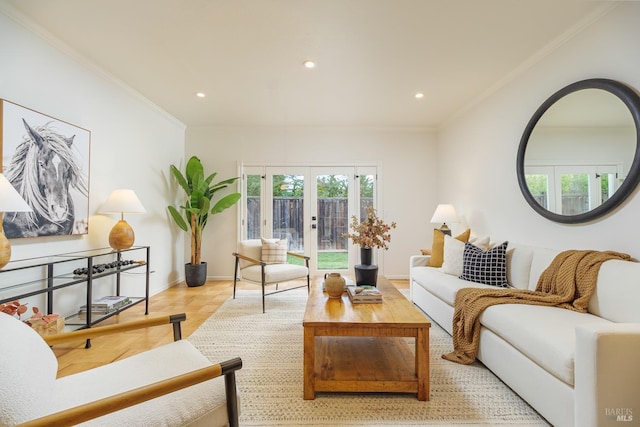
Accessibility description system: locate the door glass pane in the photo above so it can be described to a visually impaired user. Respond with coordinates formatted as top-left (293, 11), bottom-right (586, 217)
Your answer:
top-left (359, 174), bottom-right (375, 221)
top-left (525, 174), bottom-right (549, 209)
top-left (560, 173), bottom-right (589, 215)
top-left (272, 175), bottom-right (304, 260)
top-left (316, 174), bottom-right (348, 270)
top-left (246, 174), bottom-right (261, 239)
top-left (600, 173), bottom-right (615, 204)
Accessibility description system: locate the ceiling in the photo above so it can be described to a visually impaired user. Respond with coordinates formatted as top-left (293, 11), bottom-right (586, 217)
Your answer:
top-left (3, 0), bottom-right (616, 128)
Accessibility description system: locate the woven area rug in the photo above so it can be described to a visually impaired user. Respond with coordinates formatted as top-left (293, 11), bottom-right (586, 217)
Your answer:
top-left (188, 289), bottom-right (549, 426)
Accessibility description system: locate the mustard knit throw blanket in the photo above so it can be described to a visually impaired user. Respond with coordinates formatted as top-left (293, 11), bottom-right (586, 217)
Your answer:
top-left (442, 249), bottom-right (630, 365)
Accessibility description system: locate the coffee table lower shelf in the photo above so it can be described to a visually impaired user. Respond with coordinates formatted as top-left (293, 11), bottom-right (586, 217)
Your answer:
top-left (308, 336), bottom-right (427, 398)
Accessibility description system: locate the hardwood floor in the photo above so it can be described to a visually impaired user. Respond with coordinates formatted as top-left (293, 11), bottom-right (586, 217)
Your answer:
top-left (53, 278), bottom-right (409, 378)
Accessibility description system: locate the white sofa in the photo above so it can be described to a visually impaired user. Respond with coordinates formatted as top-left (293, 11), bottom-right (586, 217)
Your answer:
top-left (409, 242), bottom-right (640, 427)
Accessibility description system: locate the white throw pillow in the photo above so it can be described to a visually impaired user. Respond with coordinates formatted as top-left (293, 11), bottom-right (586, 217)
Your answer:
top-left (261, 238), bottom-right (288, 264)
top-left (442, 234), bottom-right (491, 277)
top-left (470, 235), bottom-right (491, 250)
top-left (441, 235), bottom-right (465, 276)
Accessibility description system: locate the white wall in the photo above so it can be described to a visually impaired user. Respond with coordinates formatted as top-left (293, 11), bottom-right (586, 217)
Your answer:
top-left (0, 6), bottom-right (186, 305)
top-left (186, 125), bottom-right (437, 279)
top-left (8, 1), bottom-right (636, 289)
top-left (438, 2), bottom-right (640, 255)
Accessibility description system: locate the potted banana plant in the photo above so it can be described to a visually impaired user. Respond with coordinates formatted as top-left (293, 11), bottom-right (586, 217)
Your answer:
top-left (168, 156), bottom-right (241, 286)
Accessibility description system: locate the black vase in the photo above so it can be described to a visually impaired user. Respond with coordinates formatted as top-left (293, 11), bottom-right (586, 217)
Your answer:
top-left (355, 247), bottom-right (378, 286)
top-left (360, 247), bottom-right (373, 265)
top-left (185, 262), bottom-right (207, 287)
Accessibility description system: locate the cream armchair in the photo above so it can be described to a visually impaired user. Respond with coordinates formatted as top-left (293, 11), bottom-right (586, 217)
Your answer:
top-left (232, 239), bottom-right (310, 313)
top-left (0, 312), bottom-right (241, 427)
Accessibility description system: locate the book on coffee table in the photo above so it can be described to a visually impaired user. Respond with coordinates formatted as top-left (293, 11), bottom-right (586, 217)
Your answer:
top-left (346, 285), bottom-right (383, 304)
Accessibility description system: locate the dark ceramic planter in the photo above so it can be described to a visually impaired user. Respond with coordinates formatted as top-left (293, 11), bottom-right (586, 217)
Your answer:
top-left (355, 263), bottom-right (378, 286)
top-left (185, 262), bottom-right (207, 287)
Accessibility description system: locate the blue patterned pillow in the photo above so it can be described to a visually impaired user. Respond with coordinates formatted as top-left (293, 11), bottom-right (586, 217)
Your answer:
top-left (460, 241), bottom-right (509, 287)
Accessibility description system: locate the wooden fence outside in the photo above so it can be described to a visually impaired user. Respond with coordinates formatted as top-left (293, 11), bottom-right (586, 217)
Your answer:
top-left (247, 197), bottom-right (372, 250)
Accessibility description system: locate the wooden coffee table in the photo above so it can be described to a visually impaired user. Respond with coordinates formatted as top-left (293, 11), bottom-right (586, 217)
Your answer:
top-left (303, 275), bottom-right (430, 400)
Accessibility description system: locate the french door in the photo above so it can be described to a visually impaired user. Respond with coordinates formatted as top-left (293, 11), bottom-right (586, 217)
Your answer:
top-left (239, 164), bottom-right (378, 277)
top-left (524, 164), bottom-right (620, 215)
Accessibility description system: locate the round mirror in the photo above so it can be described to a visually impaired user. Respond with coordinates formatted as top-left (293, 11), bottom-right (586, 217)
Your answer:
top-left (517, 79), bottom-right (640, 223)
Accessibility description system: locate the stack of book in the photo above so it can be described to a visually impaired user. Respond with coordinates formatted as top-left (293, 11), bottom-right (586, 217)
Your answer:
top-left (78, 295), bottom-right (131, 319)
top-left (346, 285), bottom-right (383, 304)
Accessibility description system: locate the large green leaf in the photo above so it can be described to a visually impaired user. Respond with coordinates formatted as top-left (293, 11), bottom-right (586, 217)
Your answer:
top-left (211, 192), bottom-right (241, 214)
top-left (169, 165), bottom-right (190, 195)
top-left (168, 206), bottom-right (188, 231)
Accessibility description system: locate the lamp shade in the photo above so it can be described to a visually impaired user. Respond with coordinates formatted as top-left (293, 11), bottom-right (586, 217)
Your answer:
top-left (99, 189), bottom-right (146, 214)
top-left (0, 173), bottom-right (32, 212)
top-left (430, 204), bottom-right (458, 224)
top-left (0, 174), bottom-right (32, 269)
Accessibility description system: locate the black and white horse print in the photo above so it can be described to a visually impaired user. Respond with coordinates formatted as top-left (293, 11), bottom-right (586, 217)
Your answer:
top-left (3, 119), bottom-right (88, 238)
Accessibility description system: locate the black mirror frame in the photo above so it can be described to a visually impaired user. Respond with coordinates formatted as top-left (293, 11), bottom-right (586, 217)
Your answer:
top-left (517, 78), bottom-right (640, 224)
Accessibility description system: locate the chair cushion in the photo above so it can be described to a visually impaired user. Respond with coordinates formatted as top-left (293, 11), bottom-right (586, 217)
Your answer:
top-left (238, 239), bottom-right (263, 268)
top-left (0, 312), bottom-right (58, 425)
top-left (261, 237), bottom-right (288, 264)
top-left (51, 340), bottom-right (234, 426)
top-left (241, 263), bottom-right (309, 284)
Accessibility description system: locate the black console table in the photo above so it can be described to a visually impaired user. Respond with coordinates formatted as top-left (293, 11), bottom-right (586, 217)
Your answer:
top-left (0, 246), bottom-right (150, 346)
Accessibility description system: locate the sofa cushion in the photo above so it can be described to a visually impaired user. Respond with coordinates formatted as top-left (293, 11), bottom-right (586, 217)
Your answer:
top-left (411, 266), bottom-right (497, 306)
top-left (460, 241), bottom-right (509, 287)
top-left (428, 228), bottom-right (470, 267)
top-left (479, 304), bottom-right (612, 386)
top-left (506, 243), bottom-right (534, 290)
top-left (528, 247), bottom-right (560, 290)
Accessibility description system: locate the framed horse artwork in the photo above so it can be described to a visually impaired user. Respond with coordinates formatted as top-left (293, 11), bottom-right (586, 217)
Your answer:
top-left (0, 99), bottom-right (90, 238)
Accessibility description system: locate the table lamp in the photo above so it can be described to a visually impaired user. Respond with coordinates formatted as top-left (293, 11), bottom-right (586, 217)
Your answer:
top-left (430, 204), bottom-right (458, 236)
top-left (0, 173), bottom-right (33, 269)
top-left (99, 189), bottom-right (146, 250)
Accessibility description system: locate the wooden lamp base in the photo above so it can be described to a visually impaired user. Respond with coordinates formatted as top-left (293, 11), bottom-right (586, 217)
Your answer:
top-left (109, 220), bottom-right (135, 250)
top-left (0, 231), bottom-right (10, 269)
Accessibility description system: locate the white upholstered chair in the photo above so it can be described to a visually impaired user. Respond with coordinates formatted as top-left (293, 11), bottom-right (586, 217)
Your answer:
top-left (232, 239), bottom-right (310, 313)
top-left (0, 312), bottom-right (241, 427)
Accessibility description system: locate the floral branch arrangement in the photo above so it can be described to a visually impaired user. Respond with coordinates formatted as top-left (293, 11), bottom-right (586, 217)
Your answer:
top-left (1, 300), bottom-right (63, 334)
top-left (0, 300), bottom-right (28, 318)
top-left (343, 206), bottom-right (397, 250)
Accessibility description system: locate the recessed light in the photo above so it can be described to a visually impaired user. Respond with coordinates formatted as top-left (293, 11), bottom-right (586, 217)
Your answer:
top-left (303, 60), bottom-right (316, 69)
top-left (196, 92), bottom-right (206, 98)
top-left (415, 92), bottom-right (424, 99)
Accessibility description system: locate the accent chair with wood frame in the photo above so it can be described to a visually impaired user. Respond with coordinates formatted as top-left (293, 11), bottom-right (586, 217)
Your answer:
top-left (0, 312), bottom-right (241, 427)
top-left (232, 239), bottom-right (310, 313)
